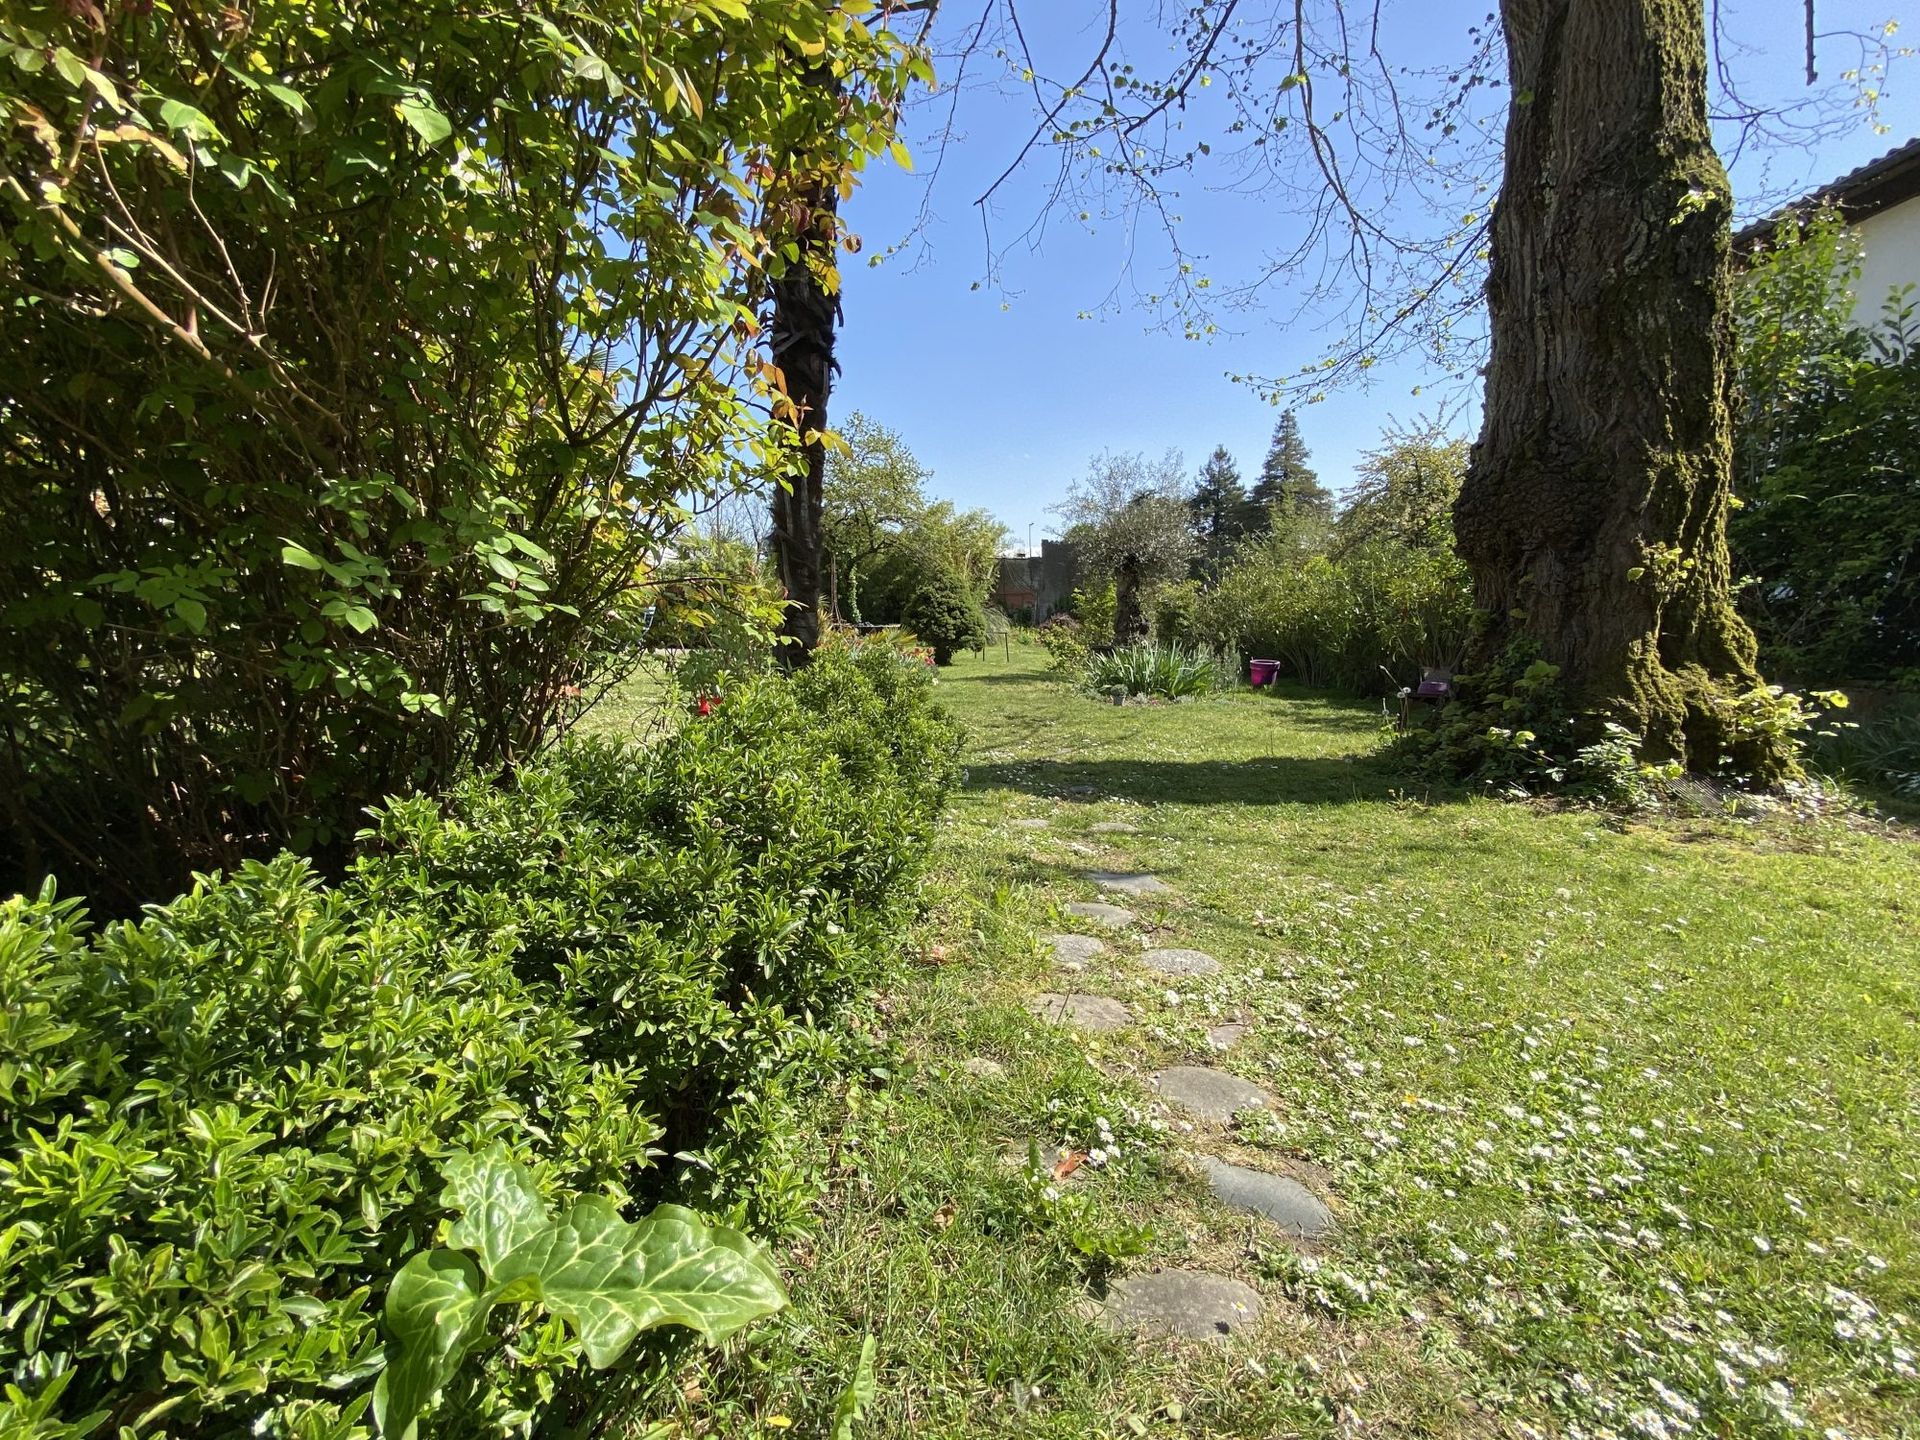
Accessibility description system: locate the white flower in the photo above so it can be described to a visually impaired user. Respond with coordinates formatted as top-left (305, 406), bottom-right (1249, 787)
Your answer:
top-left (1752, 1235), bottom-right (1772, 1254)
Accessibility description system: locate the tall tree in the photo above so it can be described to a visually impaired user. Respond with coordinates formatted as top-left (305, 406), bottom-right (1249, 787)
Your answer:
top-left (822, 411), bottom-right (929, 623)
top-left (1189, 446), bottom-right (1250, 578)
top-left (1054, 451), bottom-right (1196, 646)
top-left (1336, 423), bottom-right (1470, 555)
top-left (768, 58), bottom-right (841, 666)
top-left (1249, 412), bottom-right (1333, 521)
top-left (918, 1), bottom-right (1891, 777)
top-left (1454, 0), bottom-right (1793, 776)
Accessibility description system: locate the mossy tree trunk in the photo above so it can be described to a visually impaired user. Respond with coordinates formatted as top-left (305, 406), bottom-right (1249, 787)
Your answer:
top-left (1454, 0), bottom-right (1795, 778)
top-left (769, 179), bottom-right (835, 666)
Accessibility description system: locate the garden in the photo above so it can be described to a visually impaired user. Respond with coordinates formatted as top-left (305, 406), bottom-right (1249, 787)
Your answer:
top-left (1, 2), bottom-right (1917, 1439)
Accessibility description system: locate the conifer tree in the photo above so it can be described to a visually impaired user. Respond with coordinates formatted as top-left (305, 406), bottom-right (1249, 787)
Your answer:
top-left (1249, 411), bottom-right (1333, 522)
top-left (1189, 445), bottom-right (1249, 578)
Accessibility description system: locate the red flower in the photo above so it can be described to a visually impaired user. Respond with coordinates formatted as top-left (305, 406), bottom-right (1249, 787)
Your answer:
top-left (696, 695), bottom-right (717, 717)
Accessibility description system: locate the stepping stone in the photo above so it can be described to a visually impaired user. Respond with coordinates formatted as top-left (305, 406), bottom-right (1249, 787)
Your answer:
top-left (1205, 1022), bottom-right (1250, 1052)
top-left (1142, 947), bottom-right (1221, 977)
top-left (1089, 871), bottom-right (1172, 896)
top-left (1046, 934), bottom-right (1107, 970)
top-left (1066, 901), bottom-right (1137, 926)
top-left (1151, 1066), bottom-right (1272, 1123)
top-left (1096, 1270), bottom-right (1263, 1342)
top-left (961, 1057), bottom-right (1007, 1081)
top-left (1197, 1156), bottom-right (1333, 1240)
top-left (1029, 992), bottom-right (1132, 1033)
top-left (1009, 817), bottom-right (1051, 831)
top-left (1088, 821), bottom-right (1141, 835)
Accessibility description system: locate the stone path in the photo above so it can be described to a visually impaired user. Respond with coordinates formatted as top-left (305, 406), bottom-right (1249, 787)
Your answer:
top-left (1205, 1021), bottom-right (1250, 1051)
top-left (1196, 1156), bottom-right (1333, 1239)
top-left (1045, 933), bottom-right (1106, 970)
top-left (1096, 1270), bottom-right (1263, 1341)
top-left (1088, 821), bottom-right (1141, 834)
top-left (1141, 946), bottom-right (1221, 977)
top-left (1065, 901), bottom-right (1137, 926)
top-left (1088, 870), bottom-right (1173, 896)
top-left (1028, 992), bottom-right (1132, 1032)
top-left (1008, 837), bottom-right (1338, 1348)
top-left (1152, 1065), bottom-right (1273, 1123)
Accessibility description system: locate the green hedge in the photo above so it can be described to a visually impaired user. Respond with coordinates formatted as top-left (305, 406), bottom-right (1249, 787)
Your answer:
top-left (0, 644), bottom-right (959, 1438)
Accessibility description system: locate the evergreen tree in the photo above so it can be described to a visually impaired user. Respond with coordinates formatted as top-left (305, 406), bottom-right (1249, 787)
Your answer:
top-left (1249, 411), bottom-right (1333, 522)
top-left (1188, 445), bottom-right (1249, 578)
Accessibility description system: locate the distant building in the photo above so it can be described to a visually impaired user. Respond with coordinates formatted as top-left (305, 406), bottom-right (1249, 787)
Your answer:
top-left (1737, 136), bottom-right (1920, 330)
top-left (991, 539), bottom-right (1077, 622)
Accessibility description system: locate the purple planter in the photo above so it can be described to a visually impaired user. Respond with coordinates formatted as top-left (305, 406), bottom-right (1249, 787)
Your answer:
top-left (1248, 659), bottom-right (1278, 687)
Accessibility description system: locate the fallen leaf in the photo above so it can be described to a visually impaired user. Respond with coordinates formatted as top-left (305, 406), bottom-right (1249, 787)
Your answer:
top-left (1052, 1150), bottom-right (1088, 1180)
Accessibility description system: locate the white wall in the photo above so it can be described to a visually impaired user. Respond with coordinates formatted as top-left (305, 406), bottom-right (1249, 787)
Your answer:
top-left (1850, 199), bottom-right (1920, 330)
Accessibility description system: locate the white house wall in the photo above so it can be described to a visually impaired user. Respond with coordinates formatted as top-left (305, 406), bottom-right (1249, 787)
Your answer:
top-left (1850, 201), bottom-right (1920, 331)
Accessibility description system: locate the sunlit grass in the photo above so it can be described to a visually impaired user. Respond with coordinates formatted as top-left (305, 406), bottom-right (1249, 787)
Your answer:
top-left (635, 646), bottom-right (1919, 1439)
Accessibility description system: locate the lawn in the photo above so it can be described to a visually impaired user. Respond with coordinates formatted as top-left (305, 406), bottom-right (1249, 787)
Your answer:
top-left (628, 644), bottom-right (1919, 1439)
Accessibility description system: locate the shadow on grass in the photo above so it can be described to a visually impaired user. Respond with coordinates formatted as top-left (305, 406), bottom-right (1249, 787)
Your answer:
top-left (945, 669), bottom-right (1067, 686)
top-left (964, 756), bottom-right (1457, 807)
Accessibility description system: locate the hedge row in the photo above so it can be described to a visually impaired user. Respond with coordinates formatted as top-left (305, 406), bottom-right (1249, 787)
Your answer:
top-left (0, 642), bottom-right (960, 1438)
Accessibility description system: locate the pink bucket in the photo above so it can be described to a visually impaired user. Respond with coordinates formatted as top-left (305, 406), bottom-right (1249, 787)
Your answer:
top-left (1248, 659), bottom-right (1278, 687)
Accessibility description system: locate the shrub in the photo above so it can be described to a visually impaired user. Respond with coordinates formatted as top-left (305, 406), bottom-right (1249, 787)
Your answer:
top-left (0, 646), bottom-right (959, 1438)
top-left (1151, 580), bottom-right (1203, 647)
top-left (1197, 535), bottom-right (1472, 694)
top-left (903, 571), bottom-right (988, 664)
top-left (1084, 643), bottom-right (1220, 700)
top-left (1067, 582), bottom-right (1118, 643)
top-left (1808, 696), bottom-right (1920, 799)
top-left (0, 3), bottom-right (916, 908)
top-left (1038, 614), bottom-right (1091, 674)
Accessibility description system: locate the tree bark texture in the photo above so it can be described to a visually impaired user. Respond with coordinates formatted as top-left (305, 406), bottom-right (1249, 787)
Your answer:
top-left (1455, 0), bottom-right (1790, 775)
top-left (1113, 559), bottom-right (1149, 648)
top-left (769, 177), bottom-right (838, 665)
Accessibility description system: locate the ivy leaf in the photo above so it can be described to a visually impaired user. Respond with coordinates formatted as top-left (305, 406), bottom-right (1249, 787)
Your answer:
top-left (374, 1251), bottom-right (488, 1440)
top-left (498, 1199), bottom-right (786, 1365)
top-left (442, 1145), bottom-right (549, 1271)
top-left (442, 1145), bottom-right (787, 1366)
top-left (399, 94), bottom-right (453, 146)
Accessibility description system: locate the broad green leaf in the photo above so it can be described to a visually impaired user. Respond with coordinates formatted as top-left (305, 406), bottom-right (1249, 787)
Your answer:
top-left (280, 542), bottom-right (324, 570)
top-left (399, 95), bottom-right (453, 146)
top-left (487, 1198), bottom-right (786, 1366)
top-left (155, 96), bottom-right (219, 140)
top-left (263, 81), bottom-right (307, 115)
top-left (442, 1146), bottom-right (550, 1273)
top-left (374, 1250), bottom-right (487, 1440)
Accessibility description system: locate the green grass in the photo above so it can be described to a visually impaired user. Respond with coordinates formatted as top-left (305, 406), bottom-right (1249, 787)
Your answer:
top-left (637, 646), bottom-right (1919, 1439)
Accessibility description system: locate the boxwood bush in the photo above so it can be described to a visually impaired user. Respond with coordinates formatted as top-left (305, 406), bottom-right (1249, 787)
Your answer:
top-left (0, 644), bottom-right (959, 1438)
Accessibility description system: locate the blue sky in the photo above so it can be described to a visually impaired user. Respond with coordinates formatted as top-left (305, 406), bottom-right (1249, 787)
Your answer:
top-left (831, 1), bottom-right (1918, 552)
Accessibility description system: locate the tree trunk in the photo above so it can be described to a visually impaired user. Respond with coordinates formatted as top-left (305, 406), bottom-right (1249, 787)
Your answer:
top-left (1454, 0), bottom-right (1794, 778)
top-left (1113, 558), bottom-right (1149, 648)
top-left (769, 104), bottom-right (839, 666)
